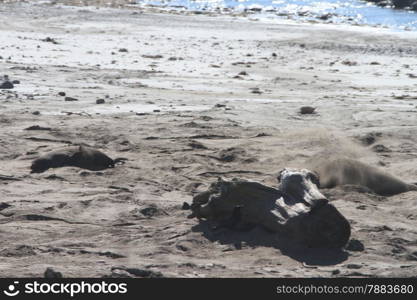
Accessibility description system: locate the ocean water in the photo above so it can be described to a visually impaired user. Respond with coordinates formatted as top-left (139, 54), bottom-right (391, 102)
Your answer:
top-left (137, 0), bottom-right (417, 30)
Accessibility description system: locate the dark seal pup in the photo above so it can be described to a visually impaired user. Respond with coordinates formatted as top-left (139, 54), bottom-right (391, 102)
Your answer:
top-left (31, 145), bottom-right (115, 173)
top-left (315, 158), bottom-right (417, 196)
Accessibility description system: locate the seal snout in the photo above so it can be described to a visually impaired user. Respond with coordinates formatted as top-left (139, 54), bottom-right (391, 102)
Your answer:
top-left (30, 159), bottom-right (49, 174)
top-left (278, 168), bottom-right (327, 207)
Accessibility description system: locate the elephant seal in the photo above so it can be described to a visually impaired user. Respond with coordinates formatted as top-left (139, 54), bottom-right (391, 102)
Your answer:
top-left (31, 145), bottom-right (115, 173)
top-left (189, 169), bottom-right (351, 248)
top-left (315, 158), bottom-right (417, 196)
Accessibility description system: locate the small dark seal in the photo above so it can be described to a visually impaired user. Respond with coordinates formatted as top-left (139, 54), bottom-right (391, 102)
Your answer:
top-left (31, 145), bottom-right (116, 173)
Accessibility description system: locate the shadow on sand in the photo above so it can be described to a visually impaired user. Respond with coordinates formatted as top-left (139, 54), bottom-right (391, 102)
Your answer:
top-left (192, 221), bottom-right (349, 266)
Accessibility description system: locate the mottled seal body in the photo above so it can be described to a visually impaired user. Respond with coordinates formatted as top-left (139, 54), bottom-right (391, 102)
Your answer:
top-left (316, 158), bottom-right (417, 196)
top-left (189, 168), bottom-right (351, 248)
top-left (31, 146), bottom-right (114, 173)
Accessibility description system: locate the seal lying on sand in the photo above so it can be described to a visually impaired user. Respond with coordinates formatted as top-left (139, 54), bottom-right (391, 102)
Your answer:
top-left (315, 158), bottom-right (417, 196)
top-left (189, 168), bottom-right (351, 248)
top-left (31, 146), bottom-right (116, 173)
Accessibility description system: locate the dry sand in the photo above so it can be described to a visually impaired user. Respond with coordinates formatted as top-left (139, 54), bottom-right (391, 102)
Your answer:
top-left (0, 0), bottom-right (417, 277)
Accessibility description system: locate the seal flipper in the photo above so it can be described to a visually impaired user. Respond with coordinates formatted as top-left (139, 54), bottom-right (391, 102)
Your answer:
top-left (31, 158), bottom-right (50, 173)
top-left (408, 183), bottom-right (417, 192)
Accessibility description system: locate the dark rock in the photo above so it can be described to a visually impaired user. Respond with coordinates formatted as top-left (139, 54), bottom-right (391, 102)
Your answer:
top-left (299, 106), bottom-right (316, 114)
top-left (118, 48), bottom-right (128, 52)
top-left (44, 267), bottom-right (63, 278)
top-left (32, 111), bottom-right (40, 115)
top-left (182, 202), bottom-right (191, 210)
top-left (65, 96), bottom-right (78, 102)
top-left (138, 205), bottom-right (167, 217)
top-left (58, 92), bottom-right (66, 96)
top-left (12, 80), bottom-right (20, 84)
top-left (0, 81), bottom-right (13, 89)
top-left (346, 239), bottom-right (365, 252)
top-left (96, 99), bottom-right (105, 104)
top-left (319, 13), bottom-right (333, 20)
top-left (139, 206), bottom-right (159, 217)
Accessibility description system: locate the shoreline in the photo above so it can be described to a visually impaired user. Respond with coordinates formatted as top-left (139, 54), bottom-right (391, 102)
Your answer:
top-left (3, 0), bottom-right (417, 32)
top-left (0, 1), bottom-right (417, 277)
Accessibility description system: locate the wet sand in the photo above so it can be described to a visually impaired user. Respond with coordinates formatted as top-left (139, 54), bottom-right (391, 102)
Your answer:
top-left (0, 1), bottom-right (417, 277)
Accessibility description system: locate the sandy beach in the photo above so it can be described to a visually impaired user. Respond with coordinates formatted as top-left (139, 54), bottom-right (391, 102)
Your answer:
top-left (0, 0), bottom-right (417, 277)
